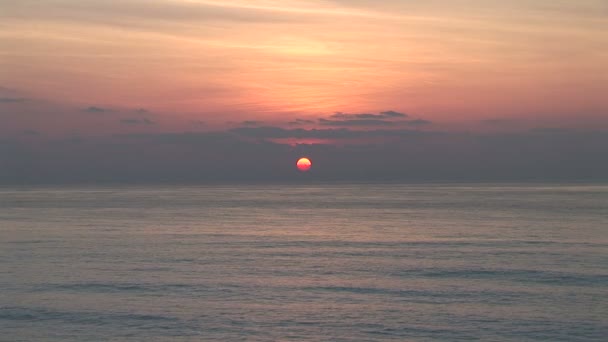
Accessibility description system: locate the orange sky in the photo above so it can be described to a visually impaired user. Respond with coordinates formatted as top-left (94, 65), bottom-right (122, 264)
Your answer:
top-left (1, 0), bottom-right (607, 137)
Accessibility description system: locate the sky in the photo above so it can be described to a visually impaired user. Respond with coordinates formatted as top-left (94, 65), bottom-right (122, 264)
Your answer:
top-left (1, 0), bottom-right (607, 183)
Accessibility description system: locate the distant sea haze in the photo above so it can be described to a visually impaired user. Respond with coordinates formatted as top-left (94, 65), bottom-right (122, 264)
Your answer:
top-left (1, 184), bottom-right (607, 341)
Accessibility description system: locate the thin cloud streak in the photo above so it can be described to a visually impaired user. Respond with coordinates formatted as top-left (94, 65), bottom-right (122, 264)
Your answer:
top-left (120, 118), bottom-right (155, 125)
top-left (0, 97), bottom-right (28, 103)
top-left (230, 126), bottom-right (434, 139)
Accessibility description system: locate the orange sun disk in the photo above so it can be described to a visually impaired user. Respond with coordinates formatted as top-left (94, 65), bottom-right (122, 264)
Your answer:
top-left (297, 157), bottom-right (312, 172)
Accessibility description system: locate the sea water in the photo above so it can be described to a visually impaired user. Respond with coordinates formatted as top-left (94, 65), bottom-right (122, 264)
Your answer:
top-left (1, 184), bottom-right (607, 341)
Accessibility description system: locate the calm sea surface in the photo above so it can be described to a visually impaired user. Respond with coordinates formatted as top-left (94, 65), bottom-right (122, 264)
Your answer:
top-left (1, 184), bottom-right (607, 341)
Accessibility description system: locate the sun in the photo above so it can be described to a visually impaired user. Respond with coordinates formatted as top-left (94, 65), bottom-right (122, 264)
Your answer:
top-left (296, 157), bottom-right (312, 172)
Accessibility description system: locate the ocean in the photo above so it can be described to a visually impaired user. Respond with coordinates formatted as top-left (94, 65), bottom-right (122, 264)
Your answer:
top-left (1, 184), bottom-right (607, 341)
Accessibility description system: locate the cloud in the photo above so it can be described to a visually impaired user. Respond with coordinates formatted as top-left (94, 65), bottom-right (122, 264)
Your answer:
top-left (120, 118), bottom-right (154, 125)
top-left (60, 136), bottom-right (85, 144)
top-left (22, 130), bottom-right (41, 136)
top-left (84, 106), bottom-right (111, 113)
top-left (134, 108), bottom-right (149, 114)
top-left (2, 0), bottom-right (325, 28)
top-left (380, 110), bottom-right (408, 118)
top-left (288, 118), bottom-right (315, 125)
top-left (316, 111), bottom-right (427, 127)
top-left (230, 110), bottom-right (429, 135)
top-left (481, 118), bottom-right (518, 126)
top-left (230, 126), bottom-right (432, 139)
top-left (116, 131), bottom-right (235, 144)
top-left (330, 111), bottom-right (408, 120)
top-left (241, 120), bottom-right (264, 126)
top-left (406, 119), bottom-right (432, 126)
top-left (330, 112), bottom-right (385, 119)
top-left (319, 118), bottom-right (394, 126)
top-left (529, 127), bottom-right (573, 134)
top-left (0, 97), bottom-right (27, 103)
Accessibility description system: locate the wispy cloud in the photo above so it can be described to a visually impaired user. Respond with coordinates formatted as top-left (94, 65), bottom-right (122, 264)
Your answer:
top-left (1, 0), bottom-right (346, 26)
top-left (22, 129), bottom-right (41, 136)
top-left (120, 118), bottom-right (154, 125)
top-left (230, 126), bottom-right (432, 139)
top-left (84, 106), bottom-right (112, 113)
top-left (319, 118), bottom-right (394, 126)
top-left (406, 119), bottom-right (431, 126)
top-left (317, 111), bottom-right (428, 127)
top-left (288, 118), bottom-right (315, 125)
top-left (380, 110), bottom-right (408, 118)
top-left (240, 120), bottom-right (264, 126)
top-left (330, 111), bottom-right (408, 119)
top-left (0, 97), bottom-right (27, 103)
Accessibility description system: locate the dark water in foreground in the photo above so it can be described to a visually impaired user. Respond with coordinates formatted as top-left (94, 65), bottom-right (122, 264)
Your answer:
top-left (1, 184), bottom-right (607, 341)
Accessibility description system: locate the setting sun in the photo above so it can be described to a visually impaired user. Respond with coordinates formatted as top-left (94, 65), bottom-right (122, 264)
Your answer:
top-left (297, 157), bottom-right (312, 172)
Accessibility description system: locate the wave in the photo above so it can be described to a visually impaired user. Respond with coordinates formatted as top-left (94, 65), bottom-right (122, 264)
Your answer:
top-left (392, 268), bottom-right (608, 287)
top-left (29, 282), bottom-right (212, 295)
top-left (0, 306), bottom-right (178, 325)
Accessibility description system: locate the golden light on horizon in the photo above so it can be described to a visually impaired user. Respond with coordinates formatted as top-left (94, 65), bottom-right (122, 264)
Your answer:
top-left (296, 157), bottom-right (312, 172)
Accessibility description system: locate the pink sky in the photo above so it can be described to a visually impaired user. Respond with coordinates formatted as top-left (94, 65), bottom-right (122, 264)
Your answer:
top-left (1, 0), bottom-right (607, 139)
